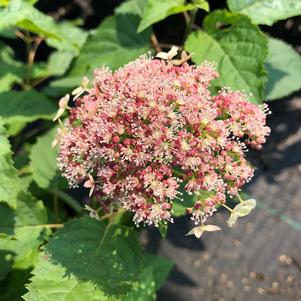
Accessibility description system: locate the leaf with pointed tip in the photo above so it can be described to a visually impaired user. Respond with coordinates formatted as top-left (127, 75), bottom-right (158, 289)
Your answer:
top-left (0, 268), bottom-right (32, 301)
top-left (227, 0), bottom-right (301, 26)
top-left (115, 0), bottom-right (147, 17)
top-left (185, 10), bottom-right (268, 104)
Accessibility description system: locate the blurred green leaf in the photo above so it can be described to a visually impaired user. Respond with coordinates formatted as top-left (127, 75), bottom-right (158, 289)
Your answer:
top-left (138, 0), bottom-right (209, 33)
top-left (29, 128), bottom-right (58, 189)
top-left (115, 0), bottom-right (147, 17)
top-left (46, 21), bottom-right (88, 55)
top-left (47, 51), bottom-right (74, 76)
top-left (0, 0), bottom-right (38, 7)
top-left (0, 91), bottom-right (56, 135)
top-left (0, 118), bottom-right (49, 280)
top-left (158, 222), bottom-right (168, 238)
top-left (0, 268), bottom-right (31, 301)
top-left (265, 37), bottom-right (301, 101)
top-left (0, 44), bottom-right (24, 92)
top-left (24, 217), bottom-right (171, 301)
top-left (143, 254), bottom-right (173, 290)
top-left (68, 14), bottom-right (152, 80)
top-left (0, 0), bottom-right (87, 54)
top-left (227, 0), bottom-right (301, 26)
top-left (173, 181), bottom-right (215, 216)
top-left (0, 117), bottom-right (21, 207)
top-left (185, 10), bottom-right (268, 104)
top-left (173, 189), bottom-right (197, 217)
top-left (0, 192), bottom-right (48, 270)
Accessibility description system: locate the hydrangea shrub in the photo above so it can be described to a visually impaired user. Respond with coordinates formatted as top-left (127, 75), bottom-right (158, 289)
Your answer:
top-left (0, 0), bottom-right (300, 299)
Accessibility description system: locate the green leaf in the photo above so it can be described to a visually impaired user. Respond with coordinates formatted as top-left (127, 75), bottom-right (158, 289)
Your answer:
top-left (0, 0), bottom-right (38, 7)
top-left (115, 0), bottom-right (148, 17)
top-left (185, 10), bottom-right (268, 104)
top-left (66, 14), bottom-right (151, 83)
top-left (29, 128), bottom-right (58, 189)
top-left (265, 37), bottom-right (301, 101)
top-left (0, 91), bottom-right (56, 135)
top-left (158, 222), bottom-right (168, 238)
top-left (47, 51), bottom-right (74, 76)
top-left (0, 44), bottom-right (24, 92)
top-left (0, 0), bottom-right (87, 54)
top-left (227, 0), bottom-right (301, 26)
top-left (0, 117), bottom-right (20, 207)
top-left (0, 192), bottom-right (48, 270)
top-left (173, 181), bottom-right (214, 216)
top-left (138, 0), bottom-right (209, 33)
top-left (143, 254), bottom-right (173, 290)
top-left (46, 21), bottom-right (88, 55)
top-left (0, 268), bottom-right (32, 301)
top-left (0, 117), bottom-right (49, 278)
top-left (173, 189), bottom-right (197, 217)
top-left (24, 217), bottom-right (170, 301)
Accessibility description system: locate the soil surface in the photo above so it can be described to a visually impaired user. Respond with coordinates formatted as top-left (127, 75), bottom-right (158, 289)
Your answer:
top-left (142, 95), bottom-right (301, 301)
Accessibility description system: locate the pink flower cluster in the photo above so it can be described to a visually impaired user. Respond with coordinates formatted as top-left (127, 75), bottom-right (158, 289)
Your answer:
top-left (57, 54), bottom-right (270, 227)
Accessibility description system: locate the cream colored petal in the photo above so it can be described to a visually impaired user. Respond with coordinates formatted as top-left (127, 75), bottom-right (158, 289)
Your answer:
top-left (59, 94), bottom-right (70, 109)
top-left (202, 225), bottom-right (221, 232)
top-left (82, 76), bottom-right (89, 88)
top-left (53, 108), bottom-right (65, 121)
top-left (72, 86), bottom-right (83, 96)
top-left (51, 138), bottom-right (59, 148)
top-left (227, 212), bottom-right (238, 227)
top-left (167, 46), bottom-right (178, 59)
top-left (186, 226), bottom-right (204, 238)
top-left (156, 52), bottom-right (169, 60)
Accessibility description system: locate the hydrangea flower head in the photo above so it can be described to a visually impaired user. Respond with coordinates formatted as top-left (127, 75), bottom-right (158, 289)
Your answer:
top-left (56, 52), bottom-right (270, 227)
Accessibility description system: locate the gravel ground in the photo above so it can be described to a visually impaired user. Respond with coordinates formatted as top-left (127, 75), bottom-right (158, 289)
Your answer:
top-left (142, 95), bottom-right (301, 301)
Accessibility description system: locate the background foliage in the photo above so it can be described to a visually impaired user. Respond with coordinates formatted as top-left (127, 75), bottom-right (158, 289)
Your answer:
top-left (0, 0), bottom-right (301, 300)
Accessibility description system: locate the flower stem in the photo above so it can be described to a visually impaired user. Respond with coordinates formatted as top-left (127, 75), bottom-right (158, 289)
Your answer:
top-left (221, 203), bottom-right (234, 213)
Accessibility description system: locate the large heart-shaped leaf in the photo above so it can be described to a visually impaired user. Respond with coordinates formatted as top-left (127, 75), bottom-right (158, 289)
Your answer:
top-left (23, 217), bottom-right (172, 301)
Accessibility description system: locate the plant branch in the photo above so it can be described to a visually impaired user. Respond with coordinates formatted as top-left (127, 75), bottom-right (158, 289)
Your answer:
top-left (221, 203), bottom-right (234, 212)
top-left (183, 9), bottom-right (198, 42)
top-left (151, 33), bottom-right (162, 52)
